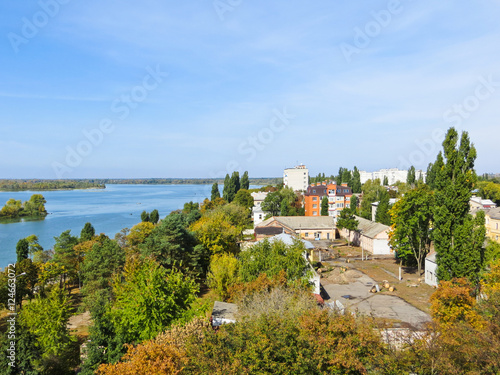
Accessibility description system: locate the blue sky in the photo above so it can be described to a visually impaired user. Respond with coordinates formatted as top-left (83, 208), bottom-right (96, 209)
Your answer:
top-left (1, 1), bottom-right (499, 179)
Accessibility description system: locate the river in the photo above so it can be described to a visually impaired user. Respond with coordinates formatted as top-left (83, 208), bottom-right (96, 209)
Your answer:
top-left (0, 184), bottom-right (228, 268)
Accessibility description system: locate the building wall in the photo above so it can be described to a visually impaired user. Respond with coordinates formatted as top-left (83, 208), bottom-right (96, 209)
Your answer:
top-left (425, 260), bottom-right (438, 287)
top-left (283, 165), bottom-right (309, 191)
top-left (298, 229), bottom-right (335, 241)
top-left (486, 215), bottom-right (500, 243)
top-left (304, 182), bottom-right (352, 220)
top-left (359, 168), bottom-right (426, 185)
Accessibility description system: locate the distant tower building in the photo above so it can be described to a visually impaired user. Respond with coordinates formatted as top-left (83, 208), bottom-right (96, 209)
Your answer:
top-left (283, 164), bottom-right (309, 191)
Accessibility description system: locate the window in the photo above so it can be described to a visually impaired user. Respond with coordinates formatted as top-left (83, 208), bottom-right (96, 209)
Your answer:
top-left (259, 214), bottom-right (262, 219)
top-left (313, 211), bottom-right (317, 215)
top-left (497, 223), bottom-right (499, 230)
top-left (346, 203), bottom-right (350, 208)
top-left (313, 189), bottom-right (316, 193)
top-left (336, 203), bottom-right (344, 208)
top-left (313, 197), bottom-right (317, 201)
top-left (305, 232), bottom-right (309, 237)
top-left (313, 204), bottom-right (317, 208)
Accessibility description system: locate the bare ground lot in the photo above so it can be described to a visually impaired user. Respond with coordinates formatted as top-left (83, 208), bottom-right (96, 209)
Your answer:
top-left (319, 245), bottom-right (435, 328)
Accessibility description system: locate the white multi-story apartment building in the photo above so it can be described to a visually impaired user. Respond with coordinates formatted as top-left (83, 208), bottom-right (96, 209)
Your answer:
top-left (283, 164), bottom-right (309, 191)
top-left (359, 168), bottom-right (426, 185)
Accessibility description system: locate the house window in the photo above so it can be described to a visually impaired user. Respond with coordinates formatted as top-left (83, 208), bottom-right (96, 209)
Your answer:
top-left (497, 223), bottom-right (499, 230)
top-left (336, 203), bottom-right (344, 208)
top-left (346, 203), bottom-right (350, 208)
top-left (313, 211), bottom-right (317, 215)
top-left (305, 232), bottom-right (309, 237)
top-left (313, 204), bottom-right (317, 208)
top-left (313, 197), bottom-right (317, 201)
top-left (259, 214), bottom-right (262, 219)
top-left (313, 189), bottom-right (316, 193)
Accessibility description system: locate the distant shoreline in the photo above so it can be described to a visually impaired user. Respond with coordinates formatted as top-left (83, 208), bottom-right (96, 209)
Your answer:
top-left (0, 178), bottom-right (281, 191)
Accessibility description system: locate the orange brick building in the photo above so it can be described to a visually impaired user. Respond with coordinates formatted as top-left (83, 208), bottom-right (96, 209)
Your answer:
top-left (304, 181), bottom-right (353, 220)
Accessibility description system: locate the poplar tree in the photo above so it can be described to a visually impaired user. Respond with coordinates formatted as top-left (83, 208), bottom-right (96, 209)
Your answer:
top-left (375, 190), bottom-right (391, 225)
top-left (407, 166), bottom-right (416, 185)
top-left (241, 171), bottom-right (250, 190)
top-left (222, 174), bottom-right (230, 202)
top-left (433, 128), bottom-right (485, 283)
top-left (80, 222), bottom-right (95, 242)
top-left (351, 167), bottom-right (362, 193)
top-left (211, 182), bottom-right (220, 201)
top-left (383, 176), bottom-right (389, 186)
top-left (320, 196), bottom-right (329, 216)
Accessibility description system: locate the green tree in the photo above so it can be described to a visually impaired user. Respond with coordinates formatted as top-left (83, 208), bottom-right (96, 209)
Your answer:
top-left (238, 239), bottom-right (310, 285)
top-left (426, 152), bottom-right (444, 190)
top-left (0, 319), bottom-right (40, 375)
top-left (320, 196), bottom-right (328, 216)
top-left (241, 171), bottom-right (250, 190)
top-left (150, 209), bottom-right (160, 224)
top-left (433, 128), bottom-right (485, 283)
top-left (359, 179), bottom-right (385, 220)
top-left (383, 175), bottom-right (389, 186)
top-left (350, 195), bottom-right (359, 213)
top-left (375, 189), bottom-right (391, 225)
top-left (227, 171), bottom-right (240, 202)
top-left (191, 210), bottom-right (241, 255)
top-left (211, 182), bottom-right (220, 201)
top-left (351, 166), bottom-right (362, 193)
top-left (20, 286), bottom-right (78, 374)
top-left (16, 238), bottom-right (29, 263)
top-left (233, 189), bottom-right (254, 210)
top-left (140, 210), bottom-right (150, 222)
top-left (207, 253), bottom-right (239, 301)
top-left (80, 222), bottom-right (95, 242)
top-left (81, 237), bottom-right (125, 309)
top-left (407, 165), bottom-right (416, 185)
top-left (342, 168), bottom-right (352, 186)
top-left (222, 173), bottom-right (231, 202)
top-left (26, 234), bottom-right (43, 257)
top-left (388, 185), bottom-right (434, 274)
top-left (261, 191), bottom-right (282, 216)
top-left (53, 230), bottom-right (79, 286)
top-left (0, 198), bottom-right (22, 217)
top-left (108, 258), bottom-right (198, 343)
top-left (337, 206), bottom-right (358, 246)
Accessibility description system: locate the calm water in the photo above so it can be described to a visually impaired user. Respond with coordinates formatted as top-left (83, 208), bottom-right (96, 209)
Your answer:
top-left (0, 184), bottom-right (223, 268)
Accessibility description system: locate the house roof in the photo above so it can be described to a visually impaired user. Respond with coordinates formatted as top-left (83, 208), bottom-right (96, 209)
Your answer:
top-left (251, 192), bottom-right (268, 201)
top-left (486, 207), bottom-right (500, 220)
top-left (257, 233), bottom-right (315, 249)
top-left (353, 215), bottom-right (390, 239)
top-left (257, 216), bottom-right (335, 230)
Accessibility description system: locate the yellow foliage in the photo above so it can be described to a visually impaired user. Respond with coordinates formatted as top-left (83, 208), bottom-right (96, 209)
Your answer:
top-left (127, 221), bottom-right (155, 246)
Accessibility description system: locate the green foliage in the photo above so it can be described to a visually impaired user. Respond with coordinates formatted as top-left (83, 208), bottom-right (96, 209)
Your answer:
top-left (0, 194), bottom-right (47, 218)
top-left (207, 253), bottom-right (239, 301)
top-left (140, 213), bottom-right (207, 277)
top-left (433, 128), bottom-right (485, 284)
top-left (140, 210), bottom-right (150, 222)
top-left (320, 196), bottom-right (328, 216)
top-left (375, 189), bottom-right (391, 225)
top-left (359, 179), bottom-right (385, 220)
top-left (185, 288), bottom-right (390, 375)
top-left (261, 191), bottom-right (281, 216)
top-left (342, 168), bottom-right (352, 186)
top-left (16, 238), bottom-right (29, 263)
top-left (350, 195), bottom-right (359, 213)
top-left (337, 206), bottom-right (358, 245)
top-left (191, 209), bottom-right (241, 255)
top-left (426, 152), bottom-right (444, 190)
top-left (389, 185), bottom-right (434, 273)
top-left (53, 230), bottom-right (79, 283)
top-left (20, 286), bottom-right (78, 374)
top-left (26, 234), bottom-right (43, 257)
top-left (81, 237), bottom-right (125, 309)
top-left (233, 189), bottom-right (254, 210)
top-left (222, 174), bottom-right (231, 202)
top-left (351, 166), bottom-right (362, 193)
top-left (383, 175), bottom-right (389, 186)
top-left (80, 222), bottom-right (96, 242)
top-left (477, 180), bottom-right (500, 205)
top-left (108, 258), bottom-right (199, 343)
top-left (241, 171), bottom-right (250, 190)
top-left (238, 239), bottom-right (310, 286)
top-left (210, 182), bottom-right (220, 201)
top-left (407, 165), bottom-right (416, 185)
top-left (149, 209), bottom-right (159, 224)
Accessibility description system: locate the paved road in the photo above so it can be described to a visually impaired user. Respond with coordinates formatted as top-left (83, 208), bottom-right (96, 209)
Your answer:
top-left (323, 271), bottom-right (431, 329)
